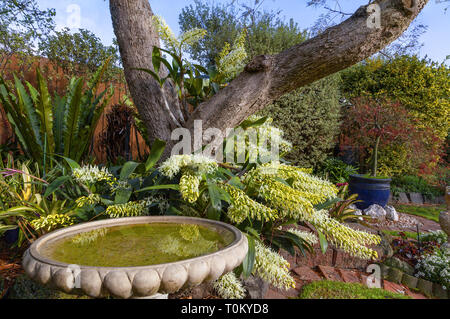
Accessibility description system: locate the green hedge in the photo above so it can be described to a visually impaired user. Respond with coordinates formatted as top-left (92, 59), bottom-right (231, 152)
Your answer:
top-left (259, 74), bottom-right (342, 169)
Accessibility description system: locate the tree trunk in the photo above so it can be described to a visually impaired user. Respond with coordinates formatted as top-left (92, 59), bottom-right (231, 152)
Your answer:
top-left (109, 0), bottom-right (184, 157)
top-left (109, 0), bottom-right (428, 157)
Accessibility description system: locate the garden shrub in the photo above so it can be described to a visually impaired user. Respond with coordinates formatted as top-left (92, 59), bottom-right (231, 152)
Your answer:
top-left (6, 275), bottom-right (90, 299)
top-left (391, 175), bottom-right (444, 199)
top-left (259, 74), bottom-right (342, 169)
top-left (299, 280), bottom-right (410, 299)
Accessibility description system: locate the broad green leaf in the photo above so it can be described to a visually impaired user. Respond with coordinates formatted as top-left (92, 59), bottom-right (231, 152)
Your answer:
top-left (245, 227), bottom-right (262, 240)
top-left (63, 77), bottom-right (84, 157)
top-left (152, 47), bottom-right (162, 74)
top-left (135, 184), bottom-right (180, 193)
top-left (242, 235), bottom-right (255, 278)
top-left (134, 68), bottom-right (165, 87)
top-left (52, 94), bottom-right (67, 154)
top-left (271, 237), bottom-right (295, 256)
top-left (57, 155), bottom-right (80, 170)
top-left (15, 77), bottom-right (41, 149)
top-left (145, 139), bottom-right (166, 172)
top-left (114, 188), bottom-right (132, 205)
top-left (206, 205), bottom-right (221, 221)
top-left (207, 182), bottom-right (231, 210)
top-left (44, 176), bottom-right (71, 197)
top-left (317, 230), bottom-right (328, 254)
top-left (314, 197), bottom-right (342, 210)
top-left (240, 116), bottom-right (268, 130)
top-left (120, 161), bottom-right (140, 181)
top-left (36, 68), bottom-right (54, 155)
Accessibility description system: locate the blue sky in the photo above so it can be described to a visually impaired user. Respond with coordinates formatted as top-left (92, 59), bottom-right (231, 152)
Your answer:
top-left (35, 0), bottom-right (450, 63)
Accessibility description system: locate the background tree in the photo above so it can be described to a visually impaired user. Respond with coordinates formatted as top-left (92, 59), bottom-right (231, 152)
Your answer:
top-left (179, 0), bottom-right (308, 67)
top-left (341, 56), bottom-right (449, 142)
top-left (0, 0), bottom-right (55, 74)
top-left (39, 28), bottom-right (121, 81)
top-left (260, 74), bottom-right (342, 169)
top-left (338, 55), bottom-right (449, 181)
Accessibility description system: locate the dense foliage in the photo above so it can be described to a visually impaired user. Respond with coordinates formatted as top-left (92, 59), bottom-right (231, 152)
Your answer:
top-left (391, 175), bottom-right (444, 199)
top-left (342, 56), bottom-right (449, 141)
top-left (39, 28), bottom-right (121, 81)
top-left (179, 0), bottom-right (307, 67)
top-left (0, 0), bottom-right (55, 73)
top-left (341, 56), bottom-right (449, 178)
top-left (317, 158), bottom-right (358, 184)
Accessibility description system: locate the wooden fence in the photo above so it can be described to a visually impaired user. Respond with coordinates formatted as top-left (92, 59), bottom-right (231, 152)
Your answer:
top-left (0, 55), bottom-right (149, 163)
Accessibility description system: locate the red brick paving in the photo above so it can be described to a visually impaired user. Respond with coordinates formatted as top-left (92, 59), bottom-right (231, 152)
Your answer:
top-left (383, 280), bottom-right (407, 295)
top-left (317, 265), bottom-right (341, 282)
top-left (404, 289), bottom-right (427, 299)
top-left (293, 267), bottom-right (322, 281)
top-left (337, 269), bottom-right (361, 283)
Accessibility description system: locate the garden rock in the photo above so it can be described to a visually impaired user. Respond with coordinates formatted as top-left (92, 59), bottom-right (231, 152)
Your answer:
top-left (401, 274), bottom-right (418, 289)
top-left (432, 283), bottom-right (448, 299)
top-left (387, 267), bottom-right (403, 284)
top-left (439, 211), bottom-right (450, 246)
top-left (398, 192), bottom-right (409, 204)
top-left (242, 275), bottom-right (269, 299)
top-left (383, 257), bottom-right (414, 275)
top-left (409, 192), bottom-right (423, 205)
top-left (385, 206), bottom-right (399, 222)
top-left (417, 278), bottom-right (433, 297)
top-left (364, 204), bottom-right (386, 221)
top-left (379, 264), bottom-right (390, 280)
top-left (377, 232), bottom-right (394, 259)
top-left (349, 204), bottom-right (363, 220)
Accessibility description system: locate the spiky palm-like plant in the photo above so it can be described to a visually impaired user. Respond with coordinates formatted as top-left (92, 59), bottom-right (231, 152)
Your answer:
top-left (0, 58), bottom-right (114, 171)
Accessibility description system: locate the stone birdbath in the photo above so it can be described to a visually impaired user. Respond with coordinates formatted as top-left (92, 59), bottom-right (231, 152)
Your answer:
top-left (22, 216), bottom-right (248, 299)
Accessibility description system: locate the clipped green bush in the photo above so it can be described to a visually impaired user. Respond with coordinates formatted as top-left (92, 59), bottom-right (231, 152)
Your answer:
top-left (298, 280), bottom-right (410, 299)
top-left (259, 74), bottom-right (342, 169)
top-left (391, 175), bottom-right (444, 199)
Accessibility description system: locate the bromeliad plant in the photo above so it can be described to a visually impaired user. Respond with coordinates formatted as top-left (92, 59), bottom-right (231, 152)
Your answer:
top-left (43, 140), bottom-right (174, 223)
top-left (0, 58), bottom-right (114, 172)
top-left (0, 154), bottom-right (78, 245)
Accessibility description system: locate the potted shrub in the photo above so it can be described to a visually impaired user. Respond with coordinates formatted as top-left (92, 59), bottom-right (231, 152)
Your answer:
top-left (341, 97), bottom-right (420, 209)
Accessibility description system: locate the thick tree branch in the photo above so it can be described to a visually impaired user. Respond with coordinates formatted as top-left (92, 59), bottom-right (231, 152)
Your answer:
top-left (185, 0), bottom-right (428, 135)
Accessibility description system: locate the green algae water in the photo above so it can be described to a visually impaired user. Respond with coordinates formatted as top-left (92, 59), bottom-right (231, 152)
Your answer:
top-left (41, 223), bottom-right (233, 267)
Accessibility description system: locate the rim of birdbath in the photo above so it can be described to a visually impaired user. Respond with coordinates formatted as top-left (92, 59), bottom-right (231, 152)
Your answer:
top-left (22, 216), bottom-right (248, 299)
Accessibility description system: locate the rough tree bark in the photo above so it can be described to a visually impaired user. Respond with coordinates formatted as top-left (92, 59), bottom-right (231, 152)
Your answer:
top-left (109, 0), bottom-right (428, 156)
